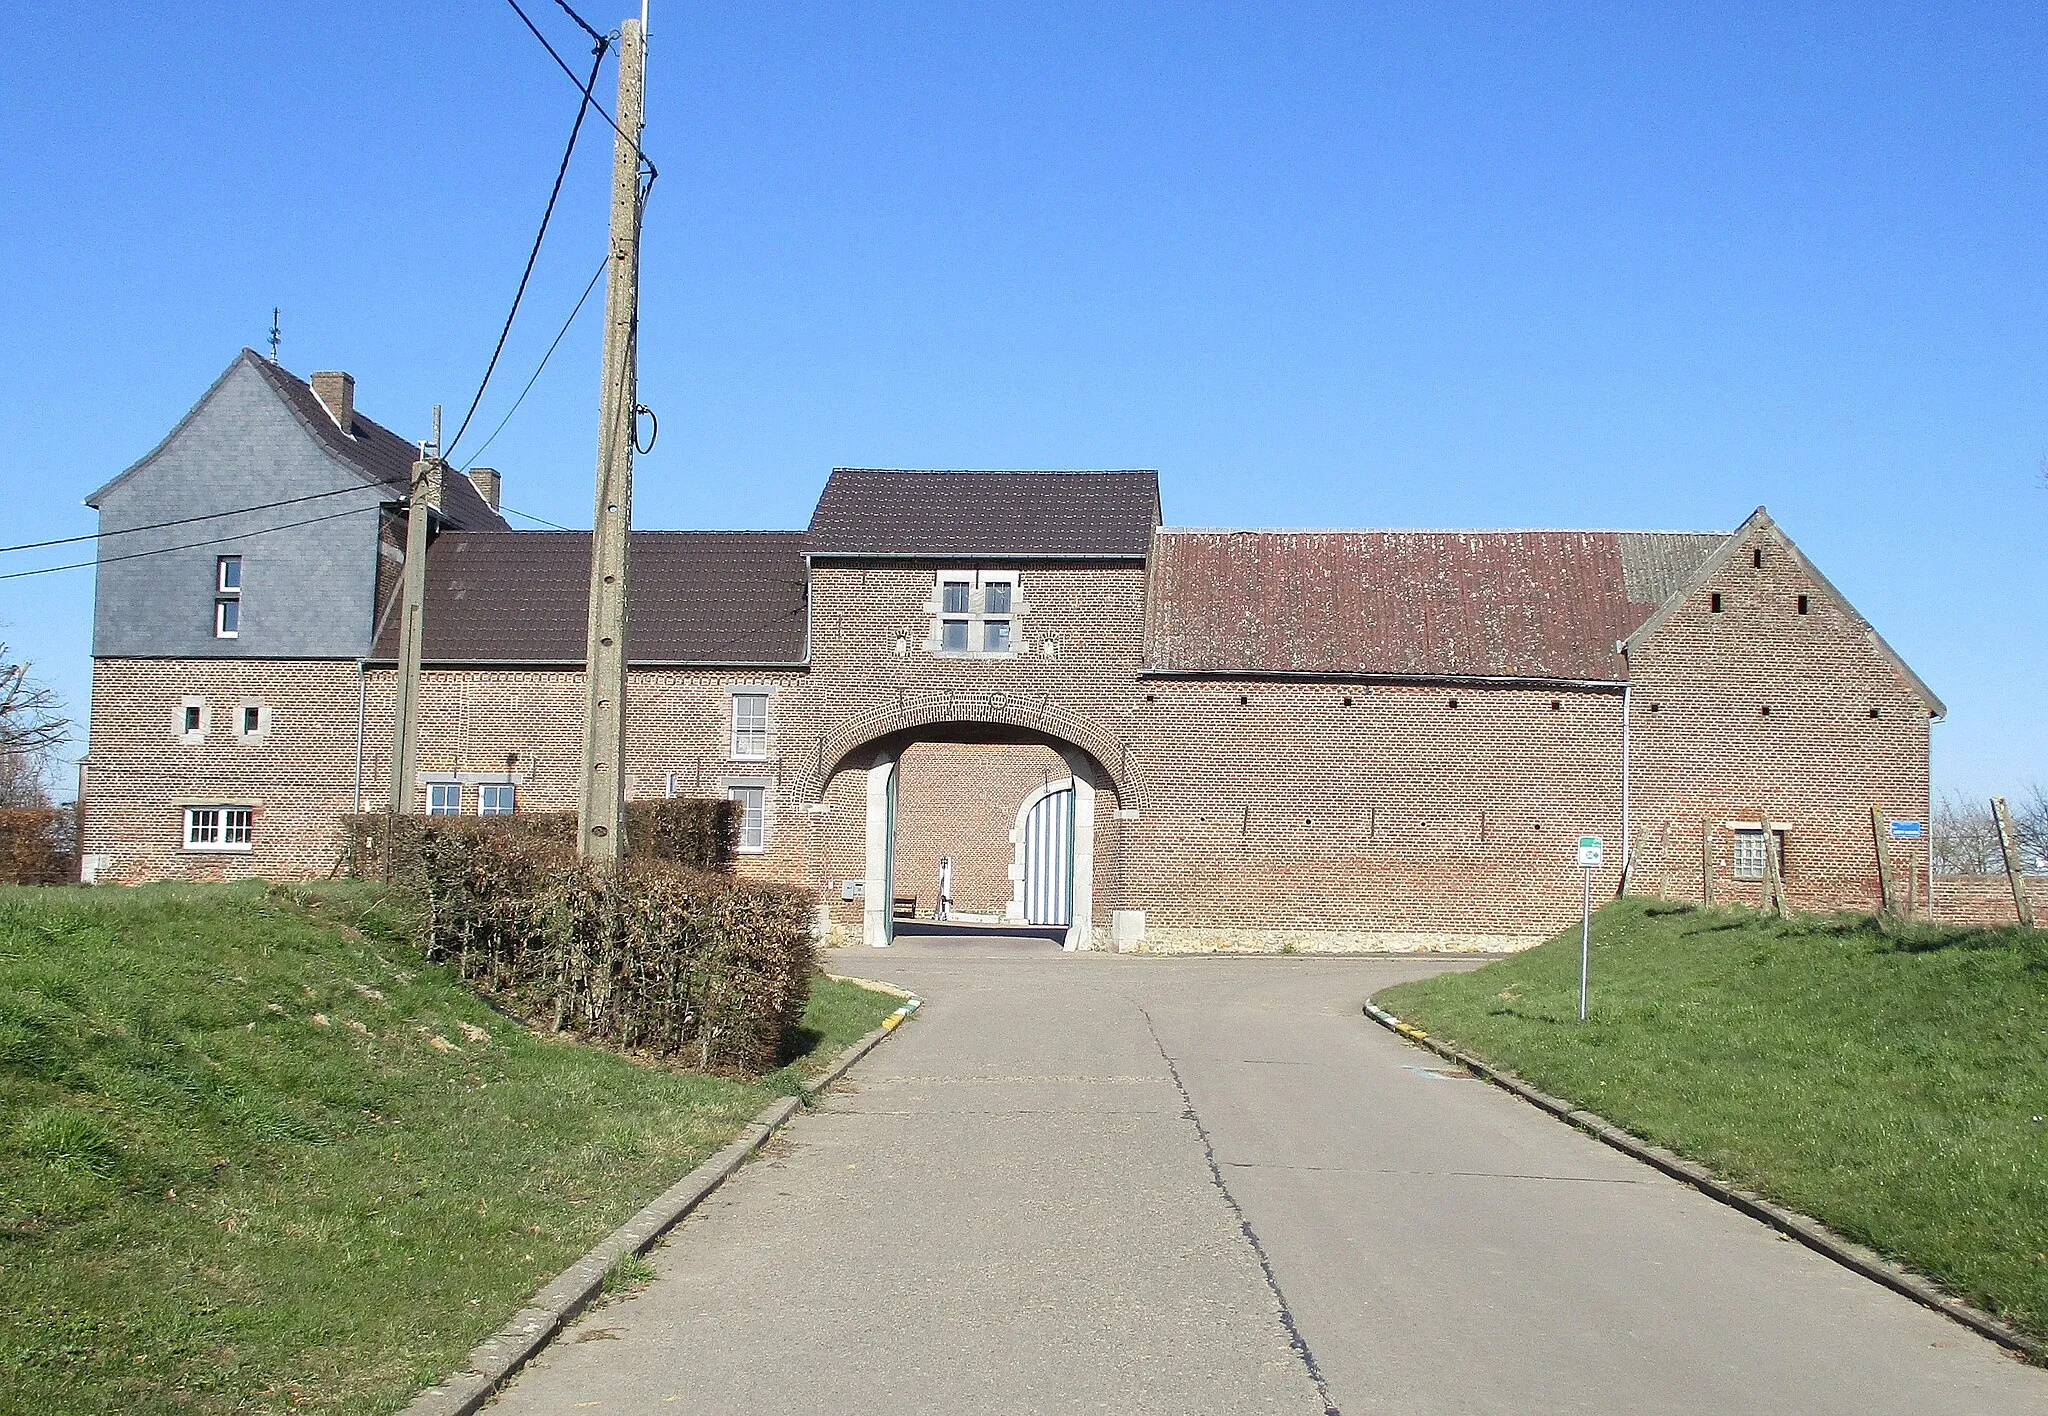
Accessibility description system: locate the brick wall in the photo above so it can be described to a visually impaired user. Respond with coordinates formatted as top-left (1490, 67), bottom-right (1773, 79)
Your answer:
top-left (1625, 518), bottom-right (1934, 917)
top-left (85, 533), bottom-right (1940, 948)
top-left (893, 740), bottom-right (1068, 917)
top-left (1932, 875), bottom-right (2048, 928)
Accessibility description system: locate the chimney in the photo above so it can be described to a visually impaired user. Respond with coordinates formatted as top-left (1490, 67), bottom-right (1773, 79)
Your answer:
top-left (310, 371), bottom-right (355, 432)
top-left (466, 466), bottom-right (502, 512)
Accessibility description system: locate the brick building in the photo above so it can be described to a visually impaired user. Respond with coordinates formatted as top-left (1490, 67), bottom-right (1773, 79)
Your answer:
top-left (78, 354), bottom-right (1944, 951)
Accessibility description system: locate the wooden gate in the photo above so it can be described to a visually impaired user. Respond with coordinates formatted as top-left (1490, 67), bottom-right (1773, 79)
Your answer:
top-left (1021, 784), bottom-right (1074, 927)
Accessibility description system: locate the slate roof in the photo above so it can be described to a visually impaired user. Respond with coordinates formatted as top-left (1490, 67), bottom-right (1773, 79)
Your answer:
top-left (806, 469), bottom-right (1160, 558)
top-left (368, 531), bottom-right (809, 665)
top-left (1143, 529), bottom-right (1729, 683)
top-left (243, 353), bottom-right (509, 531)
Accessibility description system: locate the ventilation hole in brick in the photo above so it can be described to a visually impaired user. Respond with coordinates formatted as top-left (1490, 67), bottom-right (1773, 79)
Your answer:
top-left (1143, 693), bottom-right (1155, 703)
top-left (1648, 703), bottom-right (1659, 713)
top-left (1869, 707), bottom-right (1881, 719)
top-left (1752, 548), bottom-right (1763, 568)
top-left (1797, 594), bottom-right (1809, 615)
top-left (1710, 592), bottom-right (1723, 612)
top-left (1550, 700), bottom-right (1561, 711)
top-left (1448, 698), bottom-right (1459, 709)
top-left (1239, 694), bottom-right (1249, 705)
top-left (1761, 704), bottom-right (1772, 716)
top-left (1343, 696), bottom-right (1354, 707)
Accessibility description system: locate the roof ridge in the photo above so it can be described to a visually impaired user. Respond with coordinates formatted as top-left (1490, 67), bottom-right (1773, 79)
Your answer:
top-left (1157, 526), bottom-right (1730, 537)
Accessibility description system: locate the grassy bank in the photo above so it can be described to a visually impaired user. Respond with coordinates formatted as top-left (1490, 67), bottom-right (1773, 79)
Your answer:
top-left (1375, 899), bottom-right (2048, 1346)
top-left (0, 882), bottom-right (901, 1415)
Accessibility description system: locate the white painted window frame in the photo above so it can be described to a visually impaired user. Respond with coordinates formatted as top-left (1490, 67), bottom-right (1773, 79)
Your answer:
top-left (426, 782), bottom-right (462, 816)
top-left (214, 598), bottom-right (241, 639)
top-left (723, 777), bottom-right (772, 854)
top-left (183, 804), bottom-right (253, 853)
top-left (728, 685), bottom-right (773, 761)
top-left (927, 569), bottom-right (1025, 658)
top-left (477, 783), bottom-right (517, 816)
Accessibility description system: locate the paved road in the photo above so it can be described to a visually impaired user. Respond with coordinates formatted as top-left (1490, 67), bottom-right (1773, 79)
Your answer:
top-left (490, 936), bottom-right (2045, 1415)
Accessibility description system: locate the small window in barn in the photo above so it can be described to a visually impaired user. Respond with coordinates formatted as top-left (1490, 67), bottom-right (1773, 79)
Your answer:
top-left (1869, 707), bottom-right (1882, 719)
top-left (931, 570), bottom-right (1022, 655)
top-left (479, 784), bottom-right (516, 815)
top-left (1344, 696), bottom-right (1354, 707)
top-left (1447, 698), bottom-right (1459, 709)
top-left (183, 805), bottom-right (252, 852)
top-left (941, 580), bottom-right (970, 614)
top-left (1144, 692), bottom-right (1156, 703)
top-left (1550, 700), bottom-right (1561, 711)
top-left (243, 705), bottom-right (260, 735)
top-left (214, 598), bottom-right (241, 638)
top-left (1796, 594), bottom-right (1809, 615)
top-left (1732, 828), bottom-right (1786, 882)
top-left (728, 785), bottom-right (767, 854)
top-left (1709, 592), bottom-right (1723, 613)
top-left (1648, 703), bottom-right (1659, 713)
top-left (427, 783), bottom-right (461, 815)
top-left (983, 619), bottom-right (1011, 653)
top-left (179, 701), bottom-right (204, 739)
top-left (1761, 704), bottom-right (1772, 716)
top-left (217, 555), bottom-right (242, 592)
top-left (730, 691), bottom-right (770, 760)
top-left (984, 581), bottom-right (1012, 615)
top-left (1239, 694), bottom-right (1249, 705)
top-left (1752, 548), bottom-right (1762, 569)
top-left (941, 619), bottom-right (969, 651)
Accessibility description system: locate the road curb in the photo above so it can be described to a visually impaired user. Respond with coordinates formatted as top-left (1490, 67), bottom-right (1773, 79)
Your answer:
top-left (401, 990), bottom-right (924, 1416)
top-left (1361, 1000), bottom-right (2046, 1365)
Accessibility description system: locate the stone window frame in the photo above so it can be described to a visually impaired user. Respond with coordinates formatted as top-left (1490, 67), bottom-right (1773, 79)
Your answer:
top-left (727, 684), bottom-right (775, 762)
top-left (176, 696), bottom-right (210, 745)
top-left (926, 569), bottom-right (1026, 658)
top-left (722, 776), bottom-right (773, 854)
top-left (234, 700), bottom-right (270, 745)
top-left (181, 803), bottom-right (253, 853)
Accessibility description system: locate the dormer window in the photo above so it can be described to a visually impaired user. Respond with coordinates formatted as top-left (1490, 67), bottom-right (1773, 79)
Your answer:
top-left (928, 571), bottom-right (1023, 656)
top-left (217, 556), bottom-right (241, 592)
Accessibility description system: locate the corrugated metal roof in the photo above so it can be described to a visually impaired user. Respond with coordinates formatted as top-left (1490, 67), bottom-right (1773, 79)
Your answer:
top-left (807, 469), bottom-right (1159, 557)
top-left (1143, 529), bottom-right (1728, 682)
top-left (369, 530), bottom-right (809, 665)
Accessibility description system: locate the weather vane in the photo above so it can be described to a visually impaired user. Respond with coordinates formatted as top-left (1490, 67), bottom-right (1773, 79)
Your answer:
top-left (269, 308), bottom-right (281, 363)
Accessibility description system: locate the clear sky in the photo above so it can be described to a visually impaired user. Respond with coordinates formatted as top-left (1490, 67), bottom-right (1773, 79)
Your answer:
top-left (1, 2), bottom-right (2042, 800)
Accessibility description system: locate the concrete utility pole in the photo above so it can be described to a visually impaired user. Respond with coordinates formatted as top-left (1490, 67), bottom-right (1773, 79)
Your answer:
top-left (389, 453), bottom-right (442, 818)
top-left (1991, 796), bottom-right (2035, 928)
top-left (577, 17), bottom-right (647, 863)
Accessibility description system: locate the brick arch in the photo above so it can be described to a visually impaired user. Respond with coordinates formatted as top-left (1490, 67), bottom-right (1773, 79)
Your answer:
top-left (795, 690), bottom-right (1142, 810)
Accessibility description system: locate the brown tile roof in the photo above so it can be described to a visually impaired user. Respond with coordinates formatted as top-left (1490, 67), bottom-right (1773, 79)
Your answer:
top-left (1143, 529), bottom-right (1728, 683)
top-left (244, 352), bottom-right (510, 532)
top-left (370, 530), bottom-right (809, 665)
top-left (807, 469), bottom-right (1160, 558)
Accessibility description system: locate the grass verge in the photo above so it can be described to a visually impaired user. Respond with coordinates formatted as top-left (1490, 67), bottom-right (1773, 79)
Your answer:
top-left (0, 881), bottom-right (902, 1415)
top-left (1374, 898), bottom-right (2048, 1348)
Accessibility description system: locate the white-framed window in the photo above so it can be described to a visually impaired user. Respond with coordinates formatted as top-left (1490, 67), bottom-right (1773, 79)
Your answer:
top-left (176, 696), bottom-right (209, 744)
top-left (427, 783), bottom-right (462, 815)
top-left (929, 570), bottom-right (1022, 656)
top-left (478, 783), bottom-right (516, 815)
top-left (217, 555), bottom-right (242, 592)
top-left (1731, 828), bottom-right (1787, 881)
top-left (183, 805), bottom-right (252, 852)
top-left (730, 691), bottom-right (771, 760)
top-left (214, 598), bottom-right (241, 638)
top-left (727, 784), bottom-right (767, 854)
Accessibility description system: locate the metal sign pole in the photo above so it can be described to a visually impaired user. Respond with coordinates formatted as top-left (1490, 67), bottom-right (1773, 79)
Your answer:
top-left (1580, 864), bottom-right (1591, 1021)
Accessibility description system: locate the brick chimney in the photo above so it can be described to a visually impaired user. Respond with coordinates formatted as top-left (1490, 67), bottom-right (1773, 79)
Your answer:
top-left (310, 371), bottom-right (355, 432)
top-left (466, 466), bottom-right (502, 512)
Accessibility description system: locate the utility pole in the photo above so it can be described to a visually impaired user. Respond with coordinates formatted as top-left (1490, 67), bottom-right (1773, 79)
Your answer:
top-left (578, 16), bottom-right (646, 863)
top-left (388, 440), bottom-right (442, 824)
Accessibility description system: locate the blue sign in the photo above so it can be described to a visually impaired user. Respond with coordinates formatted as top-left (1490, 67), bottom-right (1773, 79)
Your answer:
top-left (1888, 820), bottom-right (1924, 840)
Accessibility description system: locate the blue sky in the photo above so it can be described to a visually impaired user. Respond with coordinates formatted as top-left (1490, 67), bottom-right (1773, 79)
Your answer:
top-left (1, 2), bottom-right (2042, 798)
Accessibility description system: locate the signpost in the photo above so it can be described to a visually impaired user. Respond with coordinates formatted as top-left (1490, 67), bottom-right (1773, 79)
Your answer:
top-left (1576, 836), bottom-right (1603, 1021)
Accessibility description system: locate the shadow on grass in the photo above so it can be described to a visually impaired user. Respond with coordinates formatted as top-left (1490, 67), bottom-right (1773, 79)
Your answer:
top-left (776, 1024), bottom-right (825, 1068)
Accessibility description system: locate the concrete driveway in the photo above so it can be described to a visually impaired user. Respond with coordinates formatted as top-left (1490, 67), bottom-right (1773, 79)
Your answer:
top-left (487, 936), bottom-right (2045, 1415)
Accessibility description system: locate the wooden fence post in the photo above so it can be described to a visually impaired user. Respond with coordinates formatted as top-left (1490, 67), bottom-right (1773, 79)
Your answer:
top-left (1991, 796), bottom-right (2035, 928)
top-left (1871, 806), bottom-right (1896, 919)
top-left (1701, 820), bottom-right (1714, 907)
top-left (1761, 814), bottom-right (1786, 918)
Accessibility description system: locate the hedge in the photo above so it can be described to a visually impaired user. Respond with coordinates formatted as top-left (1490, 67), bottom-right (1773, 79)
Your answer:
top-left (395, 820), bottom-right (816, 1075)
top-left (0, 808), bottom-right (75, 885)
top-left (342, 797), bottom-right (738, 880)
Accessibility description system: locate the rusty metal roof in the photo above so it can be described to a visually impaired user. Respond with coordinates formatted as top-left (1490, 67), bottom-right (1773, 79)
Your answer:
top-left (369, 531), bottom-right (809, 665)
top-left (1143, 529), bottom-right (1727, 682)
top-left (807, 469), bottom-right (1159, 558)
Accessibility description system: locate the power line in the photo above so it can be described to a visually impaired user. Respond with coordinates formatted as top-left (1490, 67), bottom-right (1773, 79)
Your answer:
top-left (503, 0), bottom-right (657, 179)
top-left (0, 504), bottom-right (379, 583)
top-left (500, 505), bottom-right (578, 531)
top-left (461, 256), bottom-right (607, 471)
top-left (550, 0), bottom-right (606, 46)
top-left (444, 33), bottom-right (610, 461)
top-left (0, 482), bottom-right (379, 556)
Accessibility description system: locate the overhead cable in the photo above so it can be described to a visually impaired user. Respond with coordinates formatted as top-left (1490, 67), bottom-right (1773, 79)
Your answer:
top-left (461, 256), bottom-right (608, 470)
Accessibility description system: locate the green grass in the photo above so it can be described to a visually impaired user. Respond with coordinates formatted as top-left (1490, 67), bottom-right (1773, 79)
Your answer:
top-left (0, 881), bottom-right (903, 1415)
top-left (1376, 898), bottom-right (2048, 1346)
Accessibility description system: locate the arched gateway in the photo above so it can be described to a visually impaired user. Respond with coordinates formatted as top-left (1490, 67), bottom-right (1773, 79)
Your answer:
top-left (798, 693), bottom-right (1136, 952)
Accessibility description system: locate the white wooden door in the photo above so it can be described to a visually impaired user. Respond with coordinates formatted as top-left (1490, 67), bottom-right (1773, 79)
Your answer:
top-left (1022, 785), bottom-right (1074, 927)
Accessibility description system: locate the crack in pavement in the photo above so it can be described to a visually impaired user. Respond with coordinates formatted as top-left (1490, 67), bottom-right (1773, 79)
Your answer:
top-left (1133, 999), bottom-right (1344, 1416)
